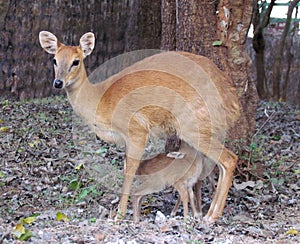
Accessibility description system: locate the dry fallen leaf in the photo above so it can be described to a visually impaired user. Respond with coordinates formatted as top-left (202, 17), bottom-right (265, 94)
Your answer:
top-left (95, 233), bottom-right (106, 241)
top-left (155, 211), bottom-right (166, 223)
top-left (160, 224), bottom-right (172, 233)
top-left (233, 180), bottom-right (255, 190)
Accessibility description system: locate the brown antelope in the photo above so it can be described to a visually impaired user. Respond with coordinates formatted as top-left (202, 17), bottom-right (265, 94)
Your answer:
top-left (133, 141), bottom-right (215, 222)
top-left (39, 31), bottom-right (239, 223)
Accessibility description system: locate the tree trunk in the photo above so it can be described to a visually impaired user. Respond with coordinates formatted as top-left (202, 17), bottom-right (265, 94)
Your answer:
top-left (282, 6), bottom-right (298, 101)
top-left (160, 0), bottom-right (229, 74)
top-left (272, 0), bottom-right (300, 101)
top-left (217, 0), bottom-right (258, 141)
top-left (252, 0), bottom-right (275, 100)
top-left (0, 0), bottom-right (162, 99)
top-left (161, 0), bottom-right (176, 50)
top-left (161, 0), bottom-right (258, 143)
top-left (254, 49), bottom-right (269, 99)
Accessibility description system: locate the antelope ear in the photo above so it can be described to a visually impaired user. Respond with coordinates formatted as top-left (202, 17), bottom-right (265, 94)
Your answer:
top-left (39, 31), bottom-right (61, 54)
top-left (79, 32), bottom-right (95, 58)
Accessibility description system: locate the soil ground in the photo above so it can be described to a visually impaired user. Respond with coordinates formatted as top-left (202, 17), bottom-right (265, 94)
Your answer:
top-left (0, 96), bottom-right (299, 243)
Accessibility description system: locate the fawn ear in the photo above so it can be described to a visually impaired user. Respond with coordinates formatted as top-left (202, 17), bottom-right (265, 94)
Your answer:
top-left (39, 31), bottom-right (61, 54)
top-left (79, 32), bottom-right (95, 58)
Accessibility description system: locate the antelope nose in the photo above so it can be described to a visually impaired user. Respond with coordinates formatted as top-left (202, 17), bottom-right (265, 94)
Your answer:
top-left (53, 79), bottom-right (64, 89)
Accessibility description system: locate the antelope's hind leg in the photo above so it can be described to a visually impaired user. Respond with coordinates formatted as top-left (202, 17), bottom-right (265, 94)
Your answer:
top-left (203, 148), bottom-right (237, 223)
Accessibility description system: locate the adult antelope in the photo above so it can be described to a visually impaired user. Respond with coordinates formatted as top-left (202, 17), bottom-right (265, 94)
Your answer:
top-left (39, 31), bottom-right (239, 223)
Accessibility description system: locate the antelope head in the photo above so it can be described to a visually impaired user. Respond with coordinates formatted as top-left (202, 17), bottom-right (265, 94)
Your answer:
top-left (39, 31), bottom-right (95, 90)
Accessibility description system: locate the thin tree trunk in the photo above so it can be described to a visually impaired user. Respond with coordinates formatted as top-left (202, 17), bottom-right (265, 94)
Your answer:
top-left (252, 0), bottom-right (275, 99)
top-left (272, 0), bottom-right (299, 101)
top-left (282, 7), bottom-right (298, 101)
top-left (255, 51), bottom-right (269, 99)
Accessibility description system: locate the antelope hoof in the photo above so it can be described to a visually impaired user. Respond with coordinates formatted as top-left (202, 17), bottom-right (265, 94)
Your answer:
top-left (203, 214), bottom-right (217, 225)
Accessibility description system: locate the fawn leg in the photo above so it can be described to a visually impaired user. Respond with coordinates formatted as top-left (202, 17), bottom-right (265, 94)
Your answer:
top-left (175, 183), bottom-right (190, 219)
top-left (188, 186), bottom-right (201, 219)
top-left (171, 194), bottom-right (181, 217)
top-left (208, 173), bottom-right (216, 192)
top-left (194, 180), bottom-right (203, 217)
top-left (132, 195), bottom-right (143, 223)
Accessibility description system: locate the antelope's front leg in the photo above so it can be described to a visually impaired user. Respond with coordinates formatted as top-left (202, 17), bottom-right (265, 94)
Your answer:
top-left (116, 124), bottom-right (147, 221)
top-left (116, 156), bottom-right (142, 220)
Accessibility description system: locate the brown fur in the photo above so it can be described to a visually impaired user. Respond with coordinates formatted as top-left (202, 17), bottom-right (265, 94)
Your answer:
top-left (39, 31), bottom-right (239, 223)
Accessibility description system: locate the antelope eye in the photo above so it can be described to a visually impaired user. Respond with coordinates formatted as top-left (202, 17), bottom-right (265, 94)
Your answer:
top-left (53, 58), bottom-right (57, 66)
top-left (72, 60), bottom-right (80, 66)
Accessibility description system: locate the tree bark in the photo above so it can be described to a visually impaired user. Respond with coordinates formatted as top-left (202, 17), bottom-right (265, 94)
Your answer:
top-left (161, 0), bottom-right (176, 50)
top-left (0, 0), bottom-right (162, 99)
top-left (175, 0), bottom-right (225, 68)
top-left (217, 0), bottom-right (258, 141)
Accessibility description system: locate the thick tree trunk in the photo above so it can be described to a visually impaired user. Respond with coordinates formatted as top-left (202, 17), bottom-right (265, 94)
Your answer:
top-left (217, 0), bottom-right (258, 141)
top-left (161, 0), bottom-right (258, 142)
top-left (161, 1), bottom-right (223, 65)
top-left (0, 0), bottom-right (161, 99)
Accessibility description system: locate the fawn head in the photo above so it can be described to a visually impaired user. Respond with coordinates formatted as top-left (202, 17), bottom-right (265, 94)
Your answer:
top-left (39, 31), bottom-right (95, 89)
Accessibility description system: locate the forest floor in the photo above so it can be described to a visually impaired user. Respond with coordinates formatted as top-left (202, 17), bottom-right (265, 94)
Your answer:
top-left (0, 96), bottom-right (299, 243)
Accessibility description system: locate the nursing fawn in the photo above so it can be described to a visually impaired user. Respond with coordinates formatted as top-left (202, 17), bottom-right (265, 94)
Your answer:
top-left (133, 141), bottom-right (215, 222)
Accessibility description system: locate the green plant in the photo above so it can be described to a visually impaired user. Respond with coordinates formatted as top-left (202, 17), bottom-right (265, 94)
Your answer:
top-left (264, 171), bottom-right (285, 189)
top-left (185, 240), bottom-right (204, 244)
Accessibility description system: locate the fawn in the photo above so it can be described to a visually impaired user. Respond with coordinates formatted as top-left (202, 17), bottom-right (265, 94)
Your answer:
top-left (133, 141), bottom-right (215, 222)
top-left (39, 31), bottom-right (239, 223)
